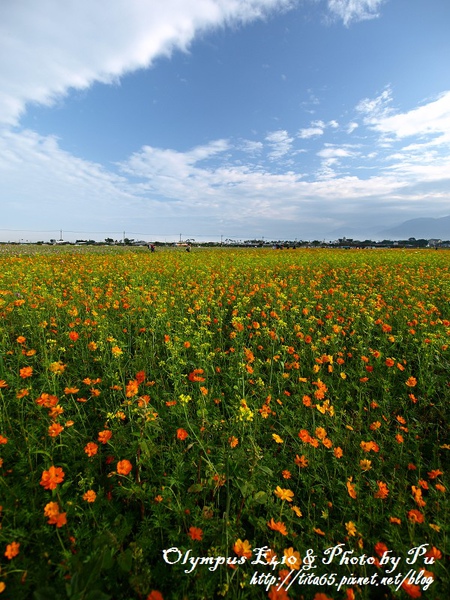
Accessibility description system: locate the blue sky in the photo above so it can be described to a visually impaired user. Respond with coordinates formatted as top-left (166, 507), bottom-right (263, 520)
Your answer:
top-left (1, 0), bottom-right (450, 242)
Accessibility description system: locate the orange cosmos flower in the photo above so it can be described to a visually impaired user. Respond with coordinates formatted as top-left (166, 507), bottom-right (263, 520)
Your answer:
top-left (117, 460), bottom-right (132, 476)
top-left (267, 519), bottom-right (288, 535)
top-left (147, 592), bottom-right (164, 600)
top-left (374, 481), bottom-right (389, 499)
top-left (188, 369), bottom-right (205, 382)
top-left (346, 477), bottom-right (357, 499)
top-left (177, 428), bottom-right (188, 440)
top-left (334, 446), bottom-right (343, 458)
top-left (64, 387), bottom-right (79, 395)
top-left (405, 376), bottom-right (417, 387)
top-left (284, 547), bottom-right (302, 570)
top-left (83, 490), bottom-right (97, 503)
top-left (295, 454), bottom-right (309, 467)
top-left (313, 528), bottom-right (325, 536)
top-left (268, 587), bottom-right (290, 600)
top-left (374, 542), bottom-right (389, 557)
top-left (69, 331), bottom-right (79, 341)
top-left (16, 336), bottom-right (26, 344)
top-left (4, 542), bottom-right (20, 560)
top-left (126, 380), bottom-right (139, 397)
top-left (282, 470), bottom-right (291, 479)
top-left (19, 366), bottom-right (33, 378)
top-left (401, 581), bottom-right (422, 598)
top-left (188, 527), bottom-right (203, 541)
top-left (0, 435), bottom-right (7, 445)
top-left (425, 546), bottom-right (442, 560)
top-left (98, 430), bottom-right (112, 444)
top-left (385, 358), bottom-right (395, 367)
top-left (84, 442), bottom-right (98, 457)
top-left (228, 436), bottom-right (239, 448)
top-left (274, 487), bottom-right (294, 502)
top-left (48, 423), bottom-right (64, 437)
top-left (0, 380), bottom-right (9, 388)
top-left (407, 509), bottom-right (424, 524)
top-left (389, 516), bottom-right (401, 525)
top-left (428, 469), bottom-right (443, 479)
top-left (233, 539), bottom-right (252, 559)
top-left (40, 466), bottom-right (65, 490)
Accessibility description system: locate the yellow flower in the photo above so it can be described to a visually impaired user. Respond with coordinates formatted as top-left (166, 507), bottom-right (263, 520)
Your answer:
top-left (283, 547), bottom-right (302, 570)
top-left (49, 361), bottom-right (66, 374)
top-left (111, 346), bottom-right (123, 356)
top-left (291, 505), bottom-right (302, 517)
top-left (345, 521), bottom-right (357, 536)
top-left (272, 433), bottom-right (284, 444)
top-left (360, 459), bottom-right (372, 471)
top-left (274, 486), bottom-right (294, 502)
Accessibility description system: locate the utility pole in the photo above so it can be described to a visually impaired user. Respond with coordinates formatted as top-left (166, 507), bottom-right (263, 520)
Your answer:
top-left (123, 231), bottom-right (125, 244)
top-left (60, 229), bottom-right (63, 241)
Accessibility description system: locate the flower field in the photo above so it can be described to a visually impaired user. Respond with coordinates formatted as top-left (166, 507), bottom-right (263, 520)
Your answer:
top-left (0, 245), bottom-right (448, 599)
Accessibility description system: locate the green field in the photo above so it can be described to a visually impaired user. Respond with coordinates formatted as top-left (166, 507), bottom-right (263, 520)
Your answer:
top-left (0, 246), bottom-right (448, 599)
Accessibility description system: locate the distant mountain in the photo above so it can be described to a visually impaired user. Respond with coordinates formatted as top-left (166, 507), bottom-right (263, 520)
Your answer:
top-left (378, 215), bottom-right (450, 240)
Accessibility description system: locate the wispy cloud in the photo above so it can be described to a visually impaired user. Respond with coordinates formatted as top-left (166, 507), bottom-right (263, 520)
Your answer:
top-left (0, 0), bottom-right (298, 125)
top-left (298, 127), bottom-right (324, 139)
top-left (265, 130), bottom-right (294, 159)
top-left (327, 0), bottom-right (386, 26)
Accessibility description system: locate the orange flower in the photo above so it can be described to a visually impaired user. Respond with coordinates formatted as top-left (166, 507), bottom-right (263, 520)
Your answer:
top-left (64, 387), bottom-right (79, 395)
top-left (4, 542), bottom-right (20, 560)
top-left (16, 336), bottom-right (26, 344)
top-left (126, 380), bottom-right (139, 397)
top-left (405, 376), bottom-right (417, 387)
top-left (0, 435), bottom-right (7, 445)
top-left (295, 454), bottom-right (309, 468)
top-left (374, 542), bottom-right (389, 557)
top-left (268, 586), bottom-right (290, 600)
top-left (84, 442), bottom-right (98, 457)
top-left (401, 581), bottom-right (422, 598)
top-left (40, 466), bottom-right (65, 490)
top-left (389, 516), bottom-right (401, 525)
top-left (19, 366), bottom-right (33, 378)
top-left (425, 546), bottom-right (442, 560)
top-left (183, 341), bottom-right (191, 348)
top-left (177, 428), bottom-right (188, 440)
top-left (98, 430), bottom-right (112, 444)
top-left (228, 436), bottom-right (239, 448)
top-left (48, 423), bottom-right (64, 437)
top-left (188, 526), bottom-right (203, 541)
top-left (0, 380), bottom-right (9, 388)
top-left (407, 509), bottom-right (424, 524)
top-left (274, 487), bottom-right (294, 502)
top-left (374, 481), bottom-right (389, 499)
top-left (283, 547), bottom-right (302, 570)
top-left (267, 519), bottom-right (288, 535)
top-left (428, 469), bottom-right (443, 479)
top-left (334, 447), bottom-right (343, 458)
top-left (83, 490), bottom-right (97, 503)
top-left (117, 459), bottom-right (132, 476)
top-left (69, 331), bottom-right (79, 341)
top-left (147, 592), bottom-right (164, 600)
top-left (346, 477), bottom-right (357, 499)
top-left (385, 358), bottom-right (395, 367)
top-left (233, 539), bottom-right (252, 559)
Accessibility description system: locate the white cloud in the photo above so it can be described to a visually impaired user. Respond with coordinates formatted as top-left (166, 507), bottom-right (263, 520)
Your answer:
top-left (317, 144), bottom-right (358, 159)
top-left (327, 0), bottom-right (385, 26)
top-left (347, 121), bottom-right (359, 133)
top-left (265, 130), bottom-right (294, 159)
top-left (298, 127), bottom-right (324, 139)
top-left (373, 91), bottom-right (450, 142)
top-left (0, 0), bottom-right (297, 125)
top-left (356, 87), bottom-right (393, 124)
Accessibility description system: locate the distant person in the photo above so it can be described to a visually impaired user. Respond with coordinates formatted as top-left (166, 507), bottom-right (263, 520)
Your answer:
top-left (185, 244), bottom-right (191, 252)
top-left (148, 244), bottom-right (155, 252)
